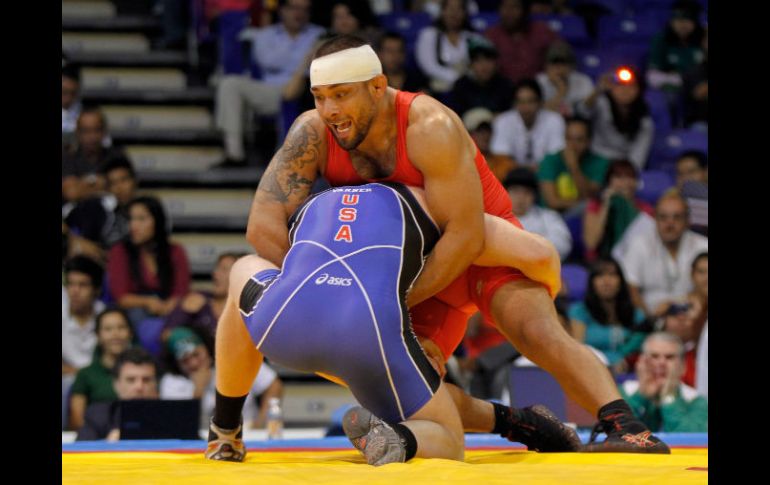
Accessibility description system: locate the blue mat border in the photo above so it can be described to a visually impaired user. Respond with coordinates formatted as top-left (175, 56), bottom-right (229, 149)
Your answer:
top-left (63, 433), bottom-right (708, 452)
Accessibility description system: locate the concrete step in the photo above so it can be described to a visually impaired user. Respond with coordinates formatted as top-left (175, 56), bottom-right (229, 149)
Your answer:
top-left (111, 128), bottom-right (221, 145)
top-left (65, 50), bottom-right (188, 67)
top-left (172, 233), bottom-right (253, 275)
top-left (82, 67), bottom-right (186, 91)
top-left (62, 0), bottom-right (116, 19)
top-left (281, 382), bottom-right (357, 427)
top-left (126, 145), bottom-right (224, 173)
top-left (146, 188), bottom-right (253, 230)
top-left (82, 87), bottom-right (214, 106)
top-left (62, 32), bottom-right (150, 54)
top-left (102, 105), bottom-right (212, 130)
top-left (62, 15), bottom-right (160, 32)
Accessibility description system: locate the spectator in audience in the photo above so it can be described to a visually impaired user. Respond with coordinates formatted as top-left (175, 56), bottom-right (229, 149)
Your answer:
top-left (577, 67), bottom-right (654, 171)
top-left (658, 297), bottom-right (701, 388)
top-left (676, 150), bottom-right (708, 236)
top-left (568, 257), bottom-right (649, 374)
top-left (530, 0), bottom-right (572, 16)
top-left (327, 0), bottom-right (381, 44)
top-left (214, 0), bottom-right (324, 166)
top-left (687, 252), bottom-right (708, 319)
top-left (63, 256), bottom-right (106, 428)
top-left (646, 0), bottom-right (705, 128)
top-left (76, 348), bottom-right (160, 441)
top-left (620, 190), bottom-right (708, 318)
top-left (536, 41), bottom-right (594, 118)
top-left (107, 196), bottom-right (191, 322)
top-left (675, 150), bottom-right (707, 189)
top-left (68, 308), bottom-right (135, 431)
top-left (449, 41), bottom-right (515, 117)
top-left (537, 116), bottom-right (609, 216)
top-left (619, 332), bottom-right (707, 432)
top-left (163, 252), bottom-right (246, 354)
top-left (376, 31), bottom-right (429, 93)
top-left (583, 160), bottom-right (654, 262)
top-left (462, 107), bottom-right (515, 181)
top-left (490, 78), bottom-right (565, 169)
top-left (62, 67), bottom-right (81, 138)
top-left (484, 0), bottom-right (560, 83)
top-left (63, 156), bottom-right (140, 264)
top-left (695, 319), bottom-right (707, 398)
top-left (160, 327), bottom-right (283, 429)
top-left (505, 168), bottom-right (572, 261)
top-left (682, 26), bottom-right (707, 130)
top-left (415, 0), bottom-right (483, 96)
top-left (62, 108), bottom-right (126, 203)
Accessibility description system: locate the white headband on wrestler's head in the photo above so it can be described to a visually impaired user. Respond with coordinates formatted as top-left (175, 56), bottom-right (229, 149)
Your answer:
top-left (309, 45), bottom-right (383, 88)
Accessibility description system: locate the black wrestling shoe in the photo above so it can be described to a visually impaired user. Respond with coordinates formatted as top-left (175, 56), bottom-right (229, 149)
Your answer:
top-left (583, 411), bottom-right (671, 454)
top-left (501, 404), bottom-right (582, 452)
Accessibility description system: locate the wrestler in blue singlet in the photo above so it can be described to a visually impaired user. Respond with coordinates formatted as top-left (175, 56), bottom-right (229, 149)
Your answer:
top-left (238, 182), bottom-right (441, 424)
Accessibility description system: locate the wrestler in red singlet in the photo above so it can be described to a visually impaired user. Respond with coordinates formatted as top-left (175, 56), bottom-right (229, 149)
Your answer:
top-left (323, 90), bottom-right (537, 359)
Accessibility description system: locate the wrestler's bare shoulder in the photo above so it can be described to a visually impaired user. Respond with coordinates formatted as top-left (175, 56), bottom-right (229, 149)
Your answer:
top-left (407, 94), bottom-right (462, 132)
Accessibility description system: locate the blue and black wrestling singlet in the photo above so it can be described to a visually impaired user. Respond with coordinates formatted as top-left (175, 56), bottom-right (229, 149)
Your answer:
top-left (239, 182), bottom-right (441, 423)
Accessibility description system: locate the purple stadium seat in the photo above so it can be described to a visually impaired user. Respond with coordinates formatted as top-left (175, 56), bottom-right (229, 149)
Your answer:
top-left (470, 12), bottom-right (499, 32)
top-left (561, 263), bottom-right (589, 302)
top-left (377, 11), bottom-right (432, 47)
top-left (649, 128), bottom-right (708, 171)
top-left (637, 169), bottom-right (675, 205)
top-left (531, 14), bottom-right (592, 47)
top-left (574, 45), bottom-right (648, 82)
top-left (645, 88), bottom-right (673, 136)
top-left (597, 14), bottom-right (660, 45)
top-left (219, 10), bottom-right (251, 75)
top-left (134, 317), bottom-right (166, 357)
top-left (564, 214), bottom-right (585, 262)
top-left (573, 0), bottom-right (630, 15)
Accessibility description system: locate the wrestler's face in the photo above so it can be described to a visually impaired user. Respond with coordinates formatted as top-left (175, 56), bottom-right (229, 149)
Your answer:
top-left (129, 203), bottom-right (156, 245)
top-left (98, 311), bottom-right (133, 357)
top-left (312, 81), bottom-right (378, 150)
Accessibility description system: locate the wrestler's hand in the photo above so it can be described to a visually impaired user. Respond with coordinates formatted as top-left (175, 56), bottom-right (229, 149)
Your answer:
top-left (417, 336), bottom-right (447, 379)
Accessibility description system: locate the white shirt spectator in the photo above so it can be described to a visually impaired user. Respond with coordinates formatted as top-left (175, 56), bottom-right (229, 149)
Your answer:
top-left (518, 205), bottom-right (573, 261)
top-left (536, 71), bottom-right (595, 117)
top-left (415, 26), bottom-right (482, 93)
top-left (62, 287), bottom-right (105, 370)
top-left (240, 22), bottom-right (324, 86)
top-left (620, 229), bottom-right (708, 313)
top-left (490, 109), bottom-right (565, 168)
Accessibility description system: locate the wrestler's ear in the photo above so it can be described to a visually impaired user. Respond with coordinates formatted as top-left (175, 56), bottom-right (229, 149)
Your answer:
top-left (369, 74), bottom-right (388, 98)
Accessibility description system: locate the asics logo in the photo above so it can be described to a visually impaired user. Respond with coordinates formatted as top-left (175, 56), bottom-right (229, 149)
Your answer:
top-left (314, 273), bottom-right (352, 286)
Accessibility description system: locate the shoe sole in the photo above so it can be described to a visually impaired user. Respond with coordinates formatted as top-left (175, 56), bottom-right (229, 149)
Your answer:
top-left (342, 406), bottom-right (406, 466)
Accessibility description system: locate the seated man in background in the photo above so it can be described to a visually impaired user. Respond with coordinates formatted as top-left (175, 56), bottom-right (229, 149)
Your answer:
top-left (76, 348), bottom-right (160, 441)
top-left (616, 332), bottom-right (707, 433)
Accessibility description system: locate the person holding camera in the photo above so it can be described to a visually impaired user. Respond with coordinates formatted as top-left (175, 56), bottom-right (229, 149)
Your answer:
top-left (617, 332), bottom-right (707, 433)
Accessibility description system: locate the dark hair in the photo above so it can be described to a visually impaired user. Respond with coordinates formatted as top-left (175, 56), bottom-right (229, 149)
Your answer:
top-left (62, 64), bottom-right (80, 83)
top-left (101, 154), bottom-right (137, 179)
top-left (376, 31), bottom-right (406, 51)
top-left (112, 347), bottom-right (157, 379)
top-left (514, 78), bottom-right (543, 103)
top-left (584, 257), bottom-right (637, 329)
top-left (677, 149), bottom-right (707, 169)
top-left (605, 68), bottom-right (649, 138)
top-left (565, 116), bottom-right (592, 139)
top-left (124, 196), bottom-right (174, 298)
top-left (691, 252), bottom-right (708, 273)
top-left (435, 0), bottom-right (472, 32)
top-left (331, 0), bottom-right (377, 30)
top-left (603, 159), bottom-right (638, 187)
top-left (664, 0), bottom-right (704, 46)
top-left (64, 256), bottom-right (104, 290)
top-left (314, 34), bottom-right (368, 59)
top-left (95, 307), bottom-right (134, 337)
top-left (77, 107), bottom-right (108, 131)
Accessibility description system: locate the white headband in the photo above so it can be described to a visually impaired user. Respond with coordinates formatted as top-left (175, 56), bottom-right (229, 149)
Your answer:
top-left (309, 45), bottom-right (382, 88)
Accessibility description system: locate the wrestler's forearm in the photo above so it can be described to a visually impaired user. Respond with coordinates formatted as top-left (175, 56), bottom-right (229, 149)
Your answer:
top-left (474, 215), bottom-right (561, 297)
top-left (406, 228), bottom-right (483, 307)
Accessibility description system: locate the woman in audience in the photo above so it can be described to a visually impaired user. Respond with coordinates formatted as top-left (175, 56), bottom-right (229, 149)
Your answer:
top-left (415, 0), bottom-right (483, 96)
top-left (68, 307), bottom-right (135, 431)
top-left (107, 196), bottom-right (190, 322)
top-left (577, 67), bottom-right (654, 170)
top-left (582, 160), bottom-right (654, 262)
top-left (569, 257), bottom-right (649, 373)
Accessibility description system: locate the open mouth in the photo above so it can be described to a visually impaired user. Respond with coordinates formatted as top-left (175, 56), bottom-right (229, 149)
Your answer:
top-left (331, 120), bottom-right (352, 135)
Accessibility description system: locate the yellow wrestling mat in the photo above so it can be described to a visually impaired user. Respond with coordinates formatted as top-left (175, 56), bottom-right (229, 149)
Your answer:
top-left (62, 448), bottom-right (708, 484)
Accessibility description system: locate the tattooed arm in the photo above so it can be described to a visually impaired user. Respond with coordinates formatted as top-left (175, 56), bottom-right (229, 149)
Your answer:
top-left (246, 111), bottom-right (326, 266)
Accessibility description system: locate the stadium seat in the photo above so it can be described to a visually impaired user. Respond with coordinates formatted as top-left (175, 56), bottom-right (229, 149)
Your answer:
top-left (637, 170), bottom-right (675, 205)
top-left (470, 11), bottom-right (499, 32)
top-left (532, 14), bottom-right (592, 47)
top-left (561, 263), bottom-right (589, 302)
